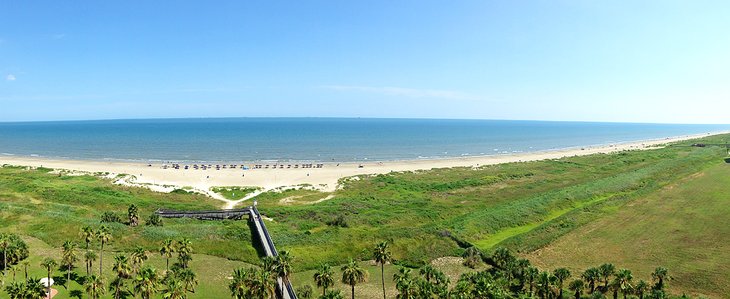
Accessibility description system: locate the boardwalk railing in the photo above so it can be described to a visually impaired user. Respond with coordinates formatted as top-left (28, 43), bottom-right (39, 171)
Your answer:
top-left (155, 207), bottom-right (297, 299)
top-left (249, 206), bottom-right (298, 299)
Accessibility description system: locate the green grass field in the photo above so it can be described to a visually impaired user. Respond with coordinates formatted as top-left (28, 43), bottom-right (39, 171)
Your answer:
top-left (524, 161), bottom-right (730, 298)
top-left (1, 134), bottom-right (729, 298)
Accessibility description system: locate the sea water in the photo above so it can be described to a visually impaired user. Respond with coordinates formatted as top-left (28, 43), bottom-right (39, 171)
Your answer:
top-left (0, 118), bottom-right (727, 163)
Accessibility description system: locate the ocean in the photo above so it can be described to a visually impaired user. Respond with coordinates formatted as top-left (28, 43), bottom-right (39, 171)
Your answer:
top-left (0, 118), bottom-right (727, 163)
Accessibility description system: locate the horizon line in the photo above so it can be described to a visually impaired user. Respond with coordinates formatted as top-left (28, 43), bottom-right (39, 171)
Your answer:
top-left (0, 116), bottom-right (729, 126)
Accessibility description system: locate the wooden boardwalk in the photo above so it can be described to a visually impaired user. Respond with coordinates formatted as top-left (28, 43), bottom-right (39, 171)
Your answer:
top-left (155, 207), bottom-right (297, 299)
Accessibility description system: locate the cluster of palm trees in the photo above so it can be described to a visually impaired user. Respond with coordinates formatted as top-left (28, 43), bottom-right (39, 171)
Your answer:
top-left (229, 251), bottom-right (293, 299)
top-left (2, 228), bottom-right (198, 299)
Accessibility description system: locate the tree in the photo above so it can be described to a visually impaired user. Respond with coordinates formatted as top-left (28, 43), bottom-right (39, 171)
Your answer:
top-left (175, 268), bottom-right (198, 294)
top-left (109, 277), bottom-right (129, 299)
top-left (128, 204), bottom-right (140, 227)
top-left (40, 257), bottom-right (57, 297)
top-left (274, 250), bottom-right (294, 286)
top-left (160, 239), bottom-right (176, 272)
top-left (131, 246), bottom-right (148, 274)
top-left (373, 241), bottom-right (392, 299)
top-left (134, 266), bottom-right (160, 299)
top-left (569, 279), bottom-right (585, 299)
top-left (598, 263), bottom-right (616, 290)
top-left (84, 250), bottom-right (97, 276)
top-left (84, 275), bottom-right (106, 299)
top-left (313, 263), bottom-right (335, 297)
top-left (61, 241), bottom-right (78, 289)
top-left (341, 259), bottom-right (368, 299)
top-left (633, 280), bottom-right (649, 299)
top-left (162, 278), bottom-right (187, 299)
top-left (525, 266), bottom-right (539, 296)
top-left (21, 260), bottom-right (30, 280)
top-left (229, 268), bottom-right (248, 299)
top-left (536, 271), bottom-right (553, 299)
top-left (582, 267), bottom-right (600, 293)
top-left (651, 267), bottom-right (671, 290)
top-left (7, 278), bottom-right (47, 299)
top-left (614, 269), bottom-right (633, 299)
top-left (111, 254), bottom-right (132, 299)
top-left (81, 226), bottom-right (95, 250)
top-left (97, 225), bottom-right (112, 276)
top-left (491, 247), bottom-right (516, 270)
top-left (248, 269), bottom-right (276, 299)
top-left (321, 289), bottom-right (345, 299)
top-left (0, 234), bottom-right (29, 280)
top-left (553, 267), bottom-right (571, 299)
top-left (176, 239), bottom-right (192, 269)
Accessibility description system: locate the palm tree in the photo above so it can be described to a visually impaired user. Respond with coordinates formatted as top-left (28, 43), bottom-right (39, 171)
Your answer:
top-left (633, 280), bottom-right (648, 299)
top-left (372, 241), bottom-right (392, 299)
top-left (111, 254), bottom-right (132, 299)
top-left (176, 239), bottom-right (192, 269)
top-left (131, 246), bottom-right (148, 274)
top-left (321, 289), bottom-right (345, 299)
top-left (229, 268), bottom-right (248, 299)
top-left (615, 269), bottom-right (633, 299)
top-left (9, 264), bottom-right (18, 282)
top-left (84, 275), bottom-right (105, 299)
top-left (419, 265), bottom-right (438, 283)
top-left (97, 225), bottom-right (112, 276)
top-left (524, 266), bottom-right (539, 296)
top-left (249, 269), bottom-right (276, 299)
top-left (598, 263), bottom-right (615, 290)
top-left (162, 278), bottom-right (187, 299)
top-left (392, 267), bottom-right (412, 292)
top-left (651, 267), bottom-right (670, 290)
top-left (535, 271), bottom-right (553, 299)
top-left (176, 268), bottom-right (198, 294)
top-left (24, 278), bottom-right (47, 299)
top-left (40, 257), bottom-right (57, 297)
top-left (313, 263), bottom-right (334, 296)
top-left (568, 279), bottom-right (585, 299)
top-left (81, 226), bottom-right (95, 250)
top-left (553, 267), bottom-right (571, 298)
top-left (134, 266), bottom-right (160, 299)
top-left (21, 260), bottom-right (30, 280)
top-left (109, 277), bottom-right (128, 299)
top-left (274, 250), bottom-right (293, 286)
top-left (160, 239), bottom-right (175, 272)
top-left (582, 267), bottom-right (600, 293)
top-left (128, 204), bottom-right (140, 227)
top-left (84, 250), bottom-right (97, 276)
top-left (61, 241), bottom-right (78, 289)
top-left (341, 259), bottom-right (368, 299)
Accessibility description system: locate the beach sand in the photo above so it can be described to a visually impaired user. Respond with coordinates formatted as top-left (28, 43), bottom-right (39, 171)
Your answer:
top-left (0, 133), bottom-right (723, 203)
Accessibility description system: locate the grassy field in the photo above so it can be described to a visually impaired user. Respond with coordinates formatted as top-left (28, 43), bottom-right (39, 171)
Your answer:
top-left (1, 134), bottom-right (729, 298)
top-left (524, 161), bottom-right (730, 298)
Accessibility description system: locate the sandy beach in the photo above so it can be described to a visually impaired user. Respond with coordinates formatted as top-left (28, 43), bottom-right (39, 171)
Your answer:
top-left (0, 132), bottom-right (724, 200)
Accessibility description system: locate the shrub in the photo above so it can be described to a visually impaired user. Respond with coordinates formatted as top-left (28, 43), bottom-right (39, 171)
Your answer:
top-left (100, 211), bottom-right (122, 223)
top-left (146, 213), bottom-right (163, 226)
top-left (325, 215), bottom-right (348, 228)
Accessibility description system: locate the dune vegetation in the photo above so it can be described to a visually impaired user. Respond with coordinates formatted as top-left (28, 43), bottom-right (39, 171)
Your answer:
top-left (1, 134), bottom-right (728, 298)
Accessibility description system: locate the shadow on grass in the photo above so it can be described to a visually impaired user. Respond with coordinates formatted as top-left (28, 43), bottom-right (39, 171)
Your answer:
top-left (247, 217), bottom-right (267, 258)
top-left (724, 158), bottom-right (730, 164)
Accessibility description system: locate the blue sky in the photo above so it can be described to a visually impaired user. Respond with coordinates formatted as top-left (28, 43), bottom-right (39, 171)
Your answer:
top-left (1, 1), bottom-right (729, 123)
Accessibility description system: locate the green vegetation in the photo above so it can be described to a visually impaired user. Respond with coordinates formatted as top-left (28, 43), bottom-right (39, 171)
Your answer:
top-left (1, 134), bottom-right (729, 298)
top-left (524, 159), bottom-right (730, 298)
top-left (210, 186), bottom-right (260, 200)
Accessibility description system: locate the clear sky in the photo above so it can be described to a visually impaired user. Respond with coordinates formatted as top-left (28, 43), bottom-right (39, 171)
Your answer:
top-left (1, 1), bottom-right (729, 123)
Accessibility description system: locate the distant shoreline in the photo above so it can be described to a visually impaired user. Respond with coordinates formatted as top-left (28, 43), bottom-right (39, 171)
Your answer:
top-left (0, 131), bottom-right (727, 165)
top-left (1, 132), bottom-right (726, 198)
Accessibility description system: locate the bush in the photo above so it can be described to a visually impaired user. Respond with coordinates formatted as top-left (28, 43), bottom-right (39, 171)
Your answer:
top-left (146, 213), bottom-right (163, 226)
top-left (100, 211), bottom-right (122, 223)
top-left (325, 215), bottom-right (348, 228)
